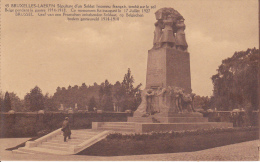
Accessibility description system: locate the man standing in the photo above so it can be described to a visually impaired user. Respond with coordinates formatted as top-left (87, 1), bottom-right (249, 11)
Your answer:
top-left (62, 117), bottom-right (71, 142)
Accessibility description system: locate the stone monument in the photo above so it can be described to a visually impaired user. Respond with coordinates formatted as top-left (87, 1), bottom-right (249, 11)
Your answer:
top-left (93, 8), bottom-right (233, 133)
top-left (133, 7), bottom-right (195, 118)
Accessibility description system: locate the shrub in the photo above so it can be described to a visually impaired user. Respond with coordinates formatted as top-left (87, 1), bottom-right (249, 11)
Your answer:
top-left (106, 127), bottom-right (258, 140)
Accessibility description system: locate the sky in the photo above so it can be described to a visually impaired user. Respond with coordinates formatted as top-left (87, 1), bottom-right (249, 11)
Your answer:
top-left (1, 0), bottom-right (259, 98)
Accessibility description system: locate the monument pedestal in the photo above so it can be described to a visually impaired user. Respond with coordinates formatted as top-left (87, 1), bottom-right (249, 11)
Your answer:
top-left (92, 112), bottom-right (233, 133)
top-left (146, 47), bottom-right (191, 92)
top-left (129, 112), bottom-right (204, 123)
top-left (133, 47), bottom-right (193, 117)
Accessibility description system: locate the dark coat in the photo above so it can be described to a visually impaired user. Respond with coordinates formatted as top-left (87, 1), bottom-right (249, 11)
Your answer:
top-left (62, 120), bottom-right (71, 137)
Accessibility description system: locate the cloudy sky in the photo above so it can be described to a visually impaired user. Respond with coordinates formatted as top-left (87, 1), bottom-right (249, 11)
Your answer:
top-left (1, 0), bottom-right (258, 98)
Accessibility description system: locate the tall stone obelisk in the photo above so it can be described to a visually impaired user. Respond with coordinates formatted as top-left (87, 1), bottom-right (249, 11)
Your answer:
top-left (134, 7), bottom-right (192, 117)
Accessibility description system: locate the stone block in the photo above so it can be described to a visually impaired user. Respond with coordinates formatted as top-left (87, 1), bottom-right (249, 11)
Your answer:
top-left (146, 48), bottom-right (191, 92)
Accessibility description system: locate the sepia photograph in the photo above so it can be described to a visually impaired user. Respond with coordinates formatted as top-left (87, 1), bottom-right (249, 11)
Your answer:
top-left (0, 0), bottom-right (259, 161)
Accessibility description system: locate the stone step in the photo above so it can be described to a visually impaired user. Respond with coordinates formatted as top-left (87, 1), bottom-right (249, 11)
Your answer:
top-left (54, 134), bottom-right (96, 139)
top-left (50, 139), bottom-right (83, 145)
top-left (51, 138), bottom-right (84, 143)
top-left (55, 134), bottom-right (95, 138)
top-left (39, 143), bottom-right (71, 151)
top-left (100, 124), bottom-right (135, 129)
top-left (127, 118), bottom-right (153, 123)
top-left (13, 129), bottom-right (111, 155)
top-left (43, 141), bottom-right (78, 147)
top-left (102, 122), bottom-right (136, 126)
top-left (16, 147), bottom-right (71, 155)
top-left (98, 126), bottom-right (135, 132)
top-left (71, 131), bottom-right (102, 135)
top-left (156, 117), bottom-right (208, 123)
top-left (12, 149), bottom-right (35, 154)
top-left (47, 140), bottom-right (81, 145)
top-left (128, 117), bottom-right (208, 123)
top-left (102, 124), bottom-right (135, 128)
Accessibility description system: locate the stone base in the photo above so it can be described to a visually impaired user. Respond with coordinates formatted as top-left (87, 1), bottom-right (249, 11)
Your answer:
top-left (92, 121), bottom-right (233, 133)
top-left (153, 112), bottom-right (203, 117)
top-left (128, 116), bottom-right (208, 123)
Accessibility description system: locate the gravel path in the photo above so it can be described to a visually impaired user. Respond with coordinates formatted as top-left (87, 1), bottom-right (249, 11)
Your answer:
top-left (0, 138), bottom-right (259, 161)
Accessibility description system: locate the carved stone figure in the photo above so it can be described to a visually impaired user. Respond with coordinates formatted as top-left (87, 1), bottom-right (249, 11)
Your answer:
top-left (156, 87), bottom-right (167, 113)
top-left (135, 86), bottom-right (196, 117)
top-left (152, 7), bottom-right (187, 50)
top-left (146, 89), bottom-right (155, 115)
top-left (160, 15), bottom-right (175, 48)
top-left (177, 92), bottom-right (196, 113)
top-left (153, 20), bottom-right (164, 48)
top-left (167, 86), bottom-right (184, 112)
top-left (175, 18), bottom-right (188, 51)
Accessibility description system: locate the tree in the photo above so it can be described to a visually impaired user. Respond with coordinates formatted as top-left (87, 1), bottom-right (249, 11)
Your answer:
top-left (99, 80), bottom-right (114, 111)
top-left (27, 86), bottom-right (45, 112)
top-left (56, 87), bottom-right (61, 92)
top-left (0, 93), bottom-right (3, 112)
top-left (80, 83), bottom-right (87, 89)
top-left (8, 92), bottom-right (23, 112)
top-left (98, 86), bottom-right (104, 108)
top-left (211, 48), bottom-right (259, 112)
top-left (115, 68), bottom-right (142, 112)
top-left (2, 92), bottom-right (11, 112)
top-left (193, 95), bottom-right (213, 111)
top-left (88, 96), bottom-right (97, 111)
top-left (23, 93), bottom-right (31, 112)
top-left (43, 93), bottom-right (57, 111)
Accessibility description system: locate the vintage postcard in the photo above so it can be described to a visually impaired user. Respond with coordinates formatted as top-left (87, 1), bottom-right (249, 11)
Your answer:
top-left (0, 0), bottom-right (259, 161)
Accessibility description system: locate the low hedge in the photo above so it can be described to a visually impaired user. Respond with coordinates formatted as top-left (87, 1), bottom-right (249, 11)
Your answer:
top-left (77, 127), bottom-right (258, 156)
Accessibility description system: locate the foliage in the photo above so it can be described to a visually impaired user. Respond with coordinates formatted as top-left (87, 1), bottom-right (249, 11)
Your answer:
top-left (78, 127), bottom-right (258, 156)
top-left (88, 96), bottom-right (97, 111)
top-left (193, 95), bottom-right (212, 110)
top-left (2, 92), bottom-right (12, 112)
top-left (52, 83), bottom-right (99, 110)
top-left (106, 126), bottom-right (258, 140)
top-left (114, 68), bottom-right (142, 112)
top-left (211, 48), bottom-right (259, 111)
top-left (43, 93), bottom-right (57, 111)
top-left (3, 68), bottom-right (142, 112)
top-left (99, 80), bottom-right (114, 111)
top-left (0, 93), bottom-right (3, 112)
top-left (25, 86), bottom-right (45, 112)
top-left (7, 92), bottom-right (23, 112)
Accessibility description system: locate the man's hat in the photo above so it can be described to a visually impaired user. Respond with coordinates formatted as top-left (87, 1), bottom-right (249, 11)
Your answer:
top-left (65, 117), bottom-right (69, 120)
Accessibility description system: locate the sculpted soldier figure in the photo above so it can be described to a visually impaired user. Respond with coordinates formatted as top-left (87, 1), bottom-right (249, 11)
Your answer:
top-left (156, 87), bottom-right (167, 113)
top-left (152, 7), bottom-right (188, 51)
top-left (160, 14), bottom-right (176, 48)
top-left (153, 20), bottom-right (164, 48)
top-left (146, 89), bottom-right (155, 115)
top-left (175, 18), bottom-right (188, 51)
